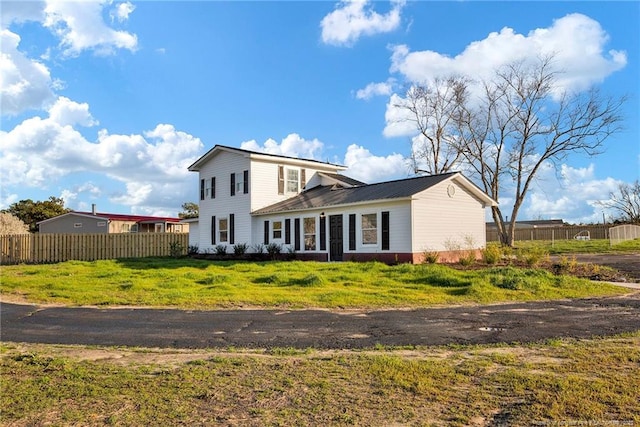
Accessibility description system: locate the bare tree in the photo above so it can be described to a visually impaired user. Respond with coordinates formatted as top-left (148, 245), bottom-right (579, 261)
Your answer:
top-left (395, 76), bottom-right (469, 174)
top-left (455, 57), bottom-right (626, 245)
top-left (598, 180), bottom-right (640, 223)
top-left (0, 213), bottom-right (29, 234)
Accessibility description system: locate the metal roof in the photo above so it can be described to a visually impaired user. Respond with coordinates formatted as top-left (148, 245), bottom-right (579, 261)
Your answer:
top-left (252, 172), bottom-right (460, 215)
top-left (188, 144), bottom-right (346, 171)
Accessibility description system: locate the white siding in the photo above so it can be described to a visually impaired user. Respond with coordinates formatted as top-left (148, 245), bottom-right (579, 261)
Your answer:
top-left (252, 200), bottom-right (412, 255)
top-left (196, 150), bottom-right (344, 252)
top-left (411, 179), bottom-right (487, 252)
top-left (198, 151), bottom-right (251, 252)
top-left (249, 160), bottom-right (343, 212)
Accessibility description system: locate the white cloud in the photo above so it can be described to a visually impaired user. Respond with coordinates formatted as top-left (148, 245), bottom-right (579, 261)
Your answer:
top-left (0, 1), bottom-right (46, 27)
top-left (1, 97), bottom-right (204, 212)
top-left (518, 163), bottom-right (621, 224)
top-left (43, 0), bottom-right (138, 56)
top-left (111, 2), bottom-right (135, 23)
top-left (343, 144), bottom-right (407, 183)
top-left (0, 29), bottom-right (56, 116)
top-left (321, 0), bottom-right (405, 47)
top-left (383, 14), bottom-right (626, 139)
top-left (240, 133), bottom-right (325, 160)
top-left (382, 93), bottom-right (415, 137)
top-left (390, 14), bottom-right (625, 92)
top-left (355, 78), bottom-right (395, 100)
top-left (48, 96), bottom-right (98, 127)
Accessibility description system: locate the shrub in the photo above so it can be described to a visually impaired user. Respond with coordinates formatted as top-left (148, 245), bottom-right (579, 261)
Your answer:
top-left (482, 244), bottom-right (502, 265)
top-left (215, 244), bottom-right (228, 256)
top-left (266, 243), bottom-right (282, 259)
top-left (517, 246), bottom-right (549, 267)
top-left (251, 243), bottom-right (265, 254)
top-left (458, 251), bottom-right (476, 266)
top-left (422, 249), bottom-right (440, 264)
top-left (233, 243), bottom-right (249, 256)
top-left (187, 245), bottom-right (199, 255)
top-left (169, 241), bottom-right (185, 258)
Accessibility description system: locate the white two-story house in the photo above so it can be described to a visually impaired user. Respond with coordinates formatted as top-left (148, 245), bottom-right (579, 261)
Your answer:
top-left (187, 145), bottom-right (497, 263)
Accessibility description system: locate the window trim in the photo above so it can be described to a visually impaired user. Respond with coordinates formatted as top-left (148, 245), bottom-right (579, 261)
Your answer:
top-left (272, 220), bottom-right (283, 240)
top-left (219, 217), bottom-right (228, 243)
top-left (286, 168), bottom-right (299, 193)
top-left (303, 217), bottom-right (316, 251)
top-left (361, 213), bottom-right (378, 246)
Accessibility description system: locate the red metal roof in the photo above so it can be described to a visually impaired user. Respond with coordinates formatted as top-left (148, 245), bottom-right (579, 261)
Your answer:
top-left (74, 211), bottom-right (182, 223)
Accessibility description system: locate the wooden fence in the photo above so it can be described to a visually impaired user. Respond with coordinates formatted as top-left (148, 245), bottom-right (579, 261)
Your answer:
top-left (486, 225), bottom-right (610, 242)
top-left (0, 233), bottom-right (189, 264)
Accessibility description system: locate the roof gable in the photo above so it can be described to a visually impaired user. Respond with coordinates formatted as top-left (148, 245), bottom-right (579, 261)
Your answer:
top-left (188, 144), bottom-right (347, 172)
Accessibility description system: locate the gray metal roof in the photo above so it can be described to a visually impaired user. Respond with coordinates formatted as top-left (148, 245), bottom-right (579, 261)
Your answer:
top-left (318, 172), bottom-right (367, 187)
top-left (252, 172), bottom-right (459, 215)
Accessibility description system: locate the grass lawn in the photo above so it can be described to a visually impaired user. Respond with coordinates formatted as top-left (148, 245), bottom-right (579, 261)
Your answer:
top-left (2, 334), bottom-right (639, 425)
top-left (0, 257), bottom-right (628, 309)
top-left (513, 237), bottom-right (640, 254)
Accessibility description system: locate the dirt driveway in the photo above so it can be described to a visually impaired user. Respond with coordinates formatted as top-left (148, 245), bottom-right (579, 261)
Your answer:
top-left (551, 253), bottom-right (640, 281)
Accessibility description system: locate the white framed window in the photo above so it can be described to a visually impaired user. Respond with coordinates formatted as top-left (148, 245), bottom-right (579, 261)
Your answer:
top-left (219, 218), bottom-right (228, 242)
top-left (155, 223), bottom-right (165, 233)
top-left (205, 179), bottom-right (212, 198)
top-left (361, 213), bottom-right (377, 245)
top-left (304, 217), bottom-right (316, 251)
top-left (286, 169), bottom-right (299, 193)
top-left (74, 223), bottom-right (82, 228)
top-left (273, 220), bottom-right (282, 239)
top-left (235, 173), bottom-right (244, 194)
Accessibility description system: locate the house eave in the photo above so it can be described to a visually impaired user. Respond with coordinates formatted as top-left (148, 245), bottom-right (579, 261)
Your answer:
top-left (251, 196), bottom-right (413, 217)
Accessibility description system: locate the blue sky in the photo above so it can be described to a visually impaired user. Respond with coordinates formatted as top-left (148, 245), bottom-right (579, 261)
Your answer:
top-left (1, 0), bottom-right (638, 224)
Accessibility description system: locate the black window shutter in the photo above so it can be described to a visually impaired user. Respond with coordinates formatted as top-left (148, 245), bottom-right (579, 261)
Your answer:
top-left (348, 214), bottom-right (356, 250)
top-left (211, 216), bottom-right (216, 245)
top-left (243, 170), bottom-right (249, 194)
top-left (382, 211), bottom-right (390, 250)
top-left (229, 214), bottom-right (235, 245)
top-left (200, 179), bottom-right (205, 200)
top-left (230, 173), bottom-right (235, 196)
top-left (278, 166), bottom-right (284, 195)
top-left (211, 177), bottom-right (216, 199)
top-left (294, 218), bottom-right (301, 251)
top-left (320, 215), bottom-right (326, 251)
top-left (264, 220), bottom-right (269, 244)
top-left (285, 219), bottom-right (291, 244)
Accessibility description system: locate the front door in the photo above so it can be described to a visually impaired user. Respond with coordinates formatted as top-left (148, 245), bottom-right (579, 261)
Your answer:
top-left (329, 215), bottom-right (343, 261)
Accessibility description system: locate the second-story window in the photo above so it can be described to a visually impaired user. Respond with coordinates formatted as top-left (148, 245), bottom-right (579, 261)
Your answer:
top-left (205, 179), bottom-right (212, 198)
top-left (287, 169), bottom-right (299, 193)
top-left (235, 173), bottom-right (244, 195)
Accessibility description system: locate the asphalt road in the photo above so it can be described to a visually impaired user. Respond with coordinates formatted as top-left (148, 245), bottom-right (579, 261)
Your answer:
top-left (2, 293), bottom-right (639, 349)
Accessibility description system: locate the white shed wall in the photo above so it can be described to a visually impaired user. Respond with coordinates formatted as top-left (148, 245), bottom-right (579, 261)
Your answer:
top-left (411, 180), bottom-right (487, 252)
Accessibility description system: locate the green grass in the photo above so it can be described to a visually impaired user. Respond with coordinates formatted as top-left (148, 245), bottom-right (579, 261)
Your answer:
top-left (0, 258), bottom-right (626, 309)
top-left (2, 334), bottom-right (639, 425)
top-left (514, 238), bottom-right (640, 254)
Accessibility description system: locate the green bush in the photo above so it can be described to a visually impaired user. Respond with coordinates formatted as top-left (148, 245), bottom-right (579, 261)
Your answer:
top-left (215, 244), bottom-right (227, 256)
top-left (482, 245), bottom-right (502, 265)
top-left (422, 249), bottom-right (440, 264)
top-left (516, 246), bottom-right (549, 267)
top-left (233, 243), bottom-right (248, 256)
